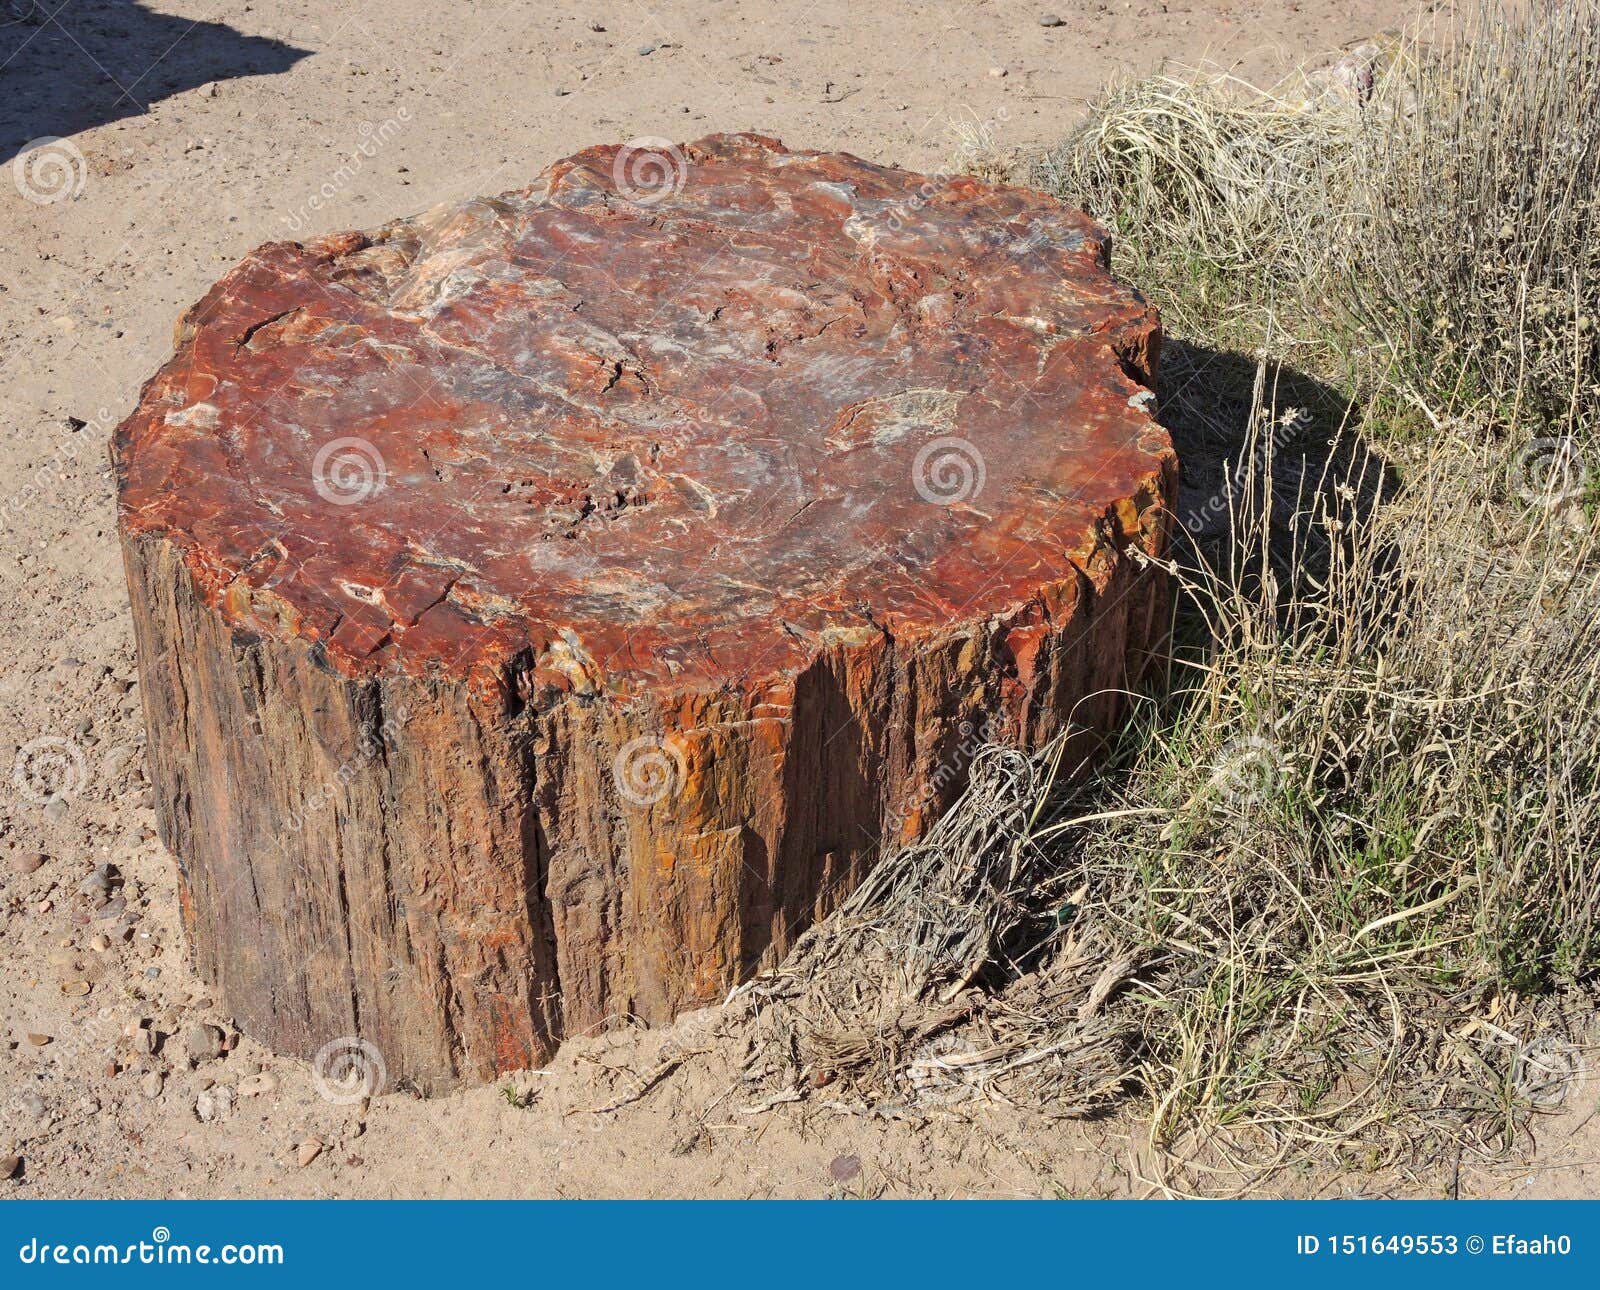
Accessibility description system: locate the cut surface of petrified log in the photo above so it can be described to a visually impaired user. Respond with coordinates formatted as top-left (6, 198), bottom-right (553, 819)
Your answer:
top-left (114, 133), bottom-right (1176, 1092)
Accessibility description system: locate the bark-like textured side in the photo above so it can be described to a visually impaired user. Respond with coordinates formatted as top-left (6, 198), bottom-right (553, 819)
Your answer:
top-left (122, 473), bottom-right (1172, 1094)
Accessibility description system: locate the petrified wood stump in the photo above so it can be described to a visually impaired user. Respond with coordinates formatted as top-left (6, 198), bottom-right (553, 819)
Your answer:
top-left (114, 133), bottom-right (1175, 1093)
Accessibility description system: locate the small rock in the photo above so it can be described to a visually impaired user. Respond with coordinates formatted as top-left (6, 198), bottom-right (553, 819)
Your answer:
top-left (43, 799), bottom-right (68, 822)
top-left (25, 1033), bottom-right (51, 1047)
top-left (829, 1153), bottom-right (862, 1183)
top-left (1039, 13), bottom-right (1065, 26)
top-left (94, 897), bottom-right (127, 921)
top-left (637, 42), bottom-right (656, 55)
top-left (183, 1022), bottom-right (225, 1064)
top-left (195, 1085), bottom-right (233, 1123)
top-left (988, 66), bottom-right (1007, 78)
top-left (13, 853), bottom-right (46, 875)
top-left (18, 1092), bottom-right (47, 1119)
top-left (129, 1025), bottom-right (154, 1056)
top-left (0, 1155), bottom-right (18, 1180)
top-left (237, 1072), bottom-right (278, 1098)
top-left (140, 1071), bottom-right (163, 1100)
top-left (89, 933), bottom-right (111, 952)
top-left (60, 980), bottom-right (91, 997)
top-left (296, 1137), bottom-right (324, 1168)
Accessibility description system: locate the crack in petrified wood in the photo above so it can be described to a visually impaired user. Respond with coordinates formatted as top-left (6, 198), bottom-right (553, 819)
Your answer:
top-left (114, 133), bottom-right (1176, 1092)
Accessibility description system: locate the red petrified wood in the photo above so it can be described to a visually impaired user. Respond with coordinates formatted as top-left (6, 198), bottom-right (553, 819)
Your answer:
top-left (113, 133), bottom-right (1175, 1093)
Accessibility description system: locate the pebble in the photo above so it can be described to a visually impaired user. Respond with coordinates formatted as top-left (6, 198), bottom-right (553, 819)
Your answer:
top-left (195, 1085), bottom-right (233, 1123)
top-left (25, 1033), bottom-right (52, 1047)
top-left (59, 980), bottom-right (91, 997)
top-left (183, 1022), bottom-right (225, 1064)
top-left (989, 66), bottom-right (1007, 78)
top-left (1039, 13), bottom-right (1065, 26)
top-left (13, 853), bottom-right (46, 875)
top-left (296, 1137), bottom-right (324, 1168)
top-left (90, 933), bottom-right (111, 952)
top-left (94, 897), bottom-right (127, 921)
top-left (637, 42), bottom-right (656, 55)
top-left (0, 1156), bottom-right (18, 1180)
top-left (140, 1071), bottom-right (163, 1100)
top-left (829, 1153), bottom-right (862, 1183)
top-left (237, 1072), bottom-right (278, 1098)
top-left (18, 1092), bottom-right (47, 1119)
top-left (129, 1026), bottom-right (153, 1056)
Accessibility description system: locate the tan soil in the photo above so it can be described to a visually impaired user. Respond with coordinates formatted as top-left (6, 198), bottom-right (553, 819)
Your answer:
top-left (5, 0), bottom-right (1593, 1199)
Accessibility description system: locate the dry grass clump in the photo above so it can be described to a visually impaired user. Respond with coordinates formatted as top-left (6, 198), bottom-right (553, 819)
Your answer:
top-left (1356, 8), bottom-right (1600, 431)
top-left (724, 745), bottom-right (1143, 1119)
top-left (1055, 413), bottom-right (1600, 1182)
top-left (1034, 6), bottom-right (1600, 434)
top-left (722, 4), bottom-right (1600, 1188)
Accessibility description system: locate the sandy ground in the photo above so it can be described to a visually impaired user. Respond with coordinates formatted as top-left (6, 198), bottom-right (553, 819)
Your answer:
top-left (4, 0), bottom-right (1595, 1200)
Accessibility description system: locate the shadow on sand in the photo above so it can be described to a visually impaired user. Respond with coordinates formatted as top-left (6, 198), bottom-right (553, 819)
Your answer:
top-left (0, 0), bottom-right (308, 164)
